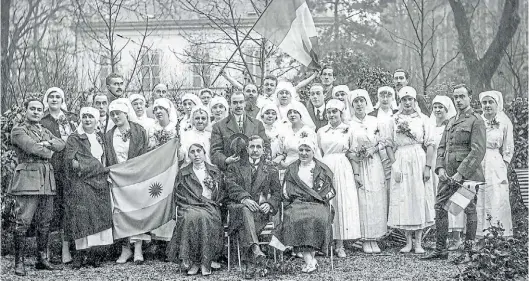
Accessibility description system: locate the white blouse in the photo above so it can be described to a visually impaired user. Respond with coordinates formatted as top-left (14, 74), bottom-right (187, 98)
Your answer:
top-left (86, 133), bottom-right (103, 163)
top-left (298, 161), bottom-right (315, 189)
top-left (113, 129), bottom-right (130, 164)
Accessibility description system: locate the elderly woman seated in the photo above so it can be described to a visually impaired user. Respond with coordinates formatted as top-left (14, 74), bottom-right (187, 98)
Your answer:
top-left (277, 138), bottom-right (335, 273)
top-left (166, 143), bottom-right (225, 276)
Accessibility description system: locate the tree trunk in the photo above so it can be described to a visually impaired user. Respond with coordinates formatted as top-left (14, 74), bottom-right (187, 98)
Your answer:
top-left (1, 0), bottom-right (11, 113)
top-left (448, 0), bottom-right (520, 96)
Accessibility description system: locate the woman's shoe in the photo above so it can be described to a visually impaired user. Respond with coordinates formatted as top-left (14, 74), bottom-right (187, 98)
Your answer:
top-left (116, 246), bottom-right (133, 264)
top-left (201, 264), bottom-right (212, 276)
top-left (62, 241), bottom-right (73, 264)
top-left (414, 246), bottom-right (425, 254)
top-left (305, 260), bottom-right (318, 273)
top-left (362, 242), bottom-right (373, 254)
top-left (211, 261), bottom-right (221, 270)
top-left (371, 241), bottom-right (381, 253)
top-left (335, 247), bottom-right (346, 258)
top-left (400, 244), bottom-right (412, 253)
top-left (187, 264), bottom-right (200, 275)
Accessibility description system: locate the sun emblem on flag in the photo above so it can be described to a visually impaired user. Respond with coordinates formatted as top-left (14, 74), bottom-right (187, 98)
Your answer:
top-left (149, 182), bottom-right (163, 198)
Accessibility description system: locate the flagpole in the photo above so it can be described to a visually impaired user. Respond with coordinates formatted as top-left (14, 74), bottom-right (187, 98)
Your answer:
top-left (210, 0), bottom-right (276, 86)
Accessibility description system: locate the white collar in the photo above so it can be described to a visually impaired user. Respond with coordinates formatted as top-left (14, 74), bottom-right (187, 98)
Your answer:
top-left (314, 104), bottom-right (325, 111)
top-left (249, 158), bottom-right (260, 165)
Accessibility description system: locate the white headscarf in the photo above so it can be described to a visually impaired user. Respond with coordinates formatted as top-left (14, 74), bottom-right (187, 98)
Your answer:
top-left (430, 95), bottom-right (456, 121)
top-left (375, 86), bottom-right (398, 110)
top-left (332, 85), bottom-right (350, 98)
top-left (209, 96), bottom-right (229, 120)
top-left (43, 87), bottom-right (68, 111)
top-left (198, 88), bottom-right (213, 97)
top-left (108, 98), bottom-right (138, 124)
top-left (284, 101), bottom-right (316, 129)
top-left (348, 89), bottom-right (374, 115)
top-left (297, 136), bottom-right (322, 161)
top-left (274, 81), bottom-right (299, 104)
top-left (256, 102), bottom-right (280, 125)
top-left (325, 99), bottom-right (346, 112)
top-left (129, 93), bottom-right (146, 104)
top-left (397, 86), bottom-right (418, 113)
top-left (76, 107), bottom-right (100, 135)
top-left (189, 105), bottom-right (210, 130)
top-left (479, 90), bottom-right (509, 121)
top-left (153, 98), bottom-right (178, 123)
top-left (181, 93), bottom-right (203, 108)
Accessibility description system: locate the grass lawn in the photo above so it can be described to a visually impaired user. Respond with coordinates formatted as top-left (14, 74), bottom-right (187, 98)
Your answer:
top-left (1, 241), bottom-right (462, 281)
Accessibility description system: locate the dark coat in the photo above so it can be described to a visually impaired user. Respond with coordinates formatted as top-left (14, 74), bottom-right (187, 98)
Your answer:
top-left (63, 132), bottom-right (112, 240)
top-left (305, 101), bottom-right (328, 131)
top-left (40, 110), bottom-right (77, 171)
top-left (9, 121), bottom-right (66, 195)
top-left (435, 107), bottom-right (486, 181)
top-left (278, 159), bottom-right (335, 253)
top-left (167, 163), bottom-right (224, 264)
top-left (210, 114), bottom-right (269, 170)
top-left (104, 122), bottom-right (149, 166)
top-left (225, 159), bottom-right (281, 214)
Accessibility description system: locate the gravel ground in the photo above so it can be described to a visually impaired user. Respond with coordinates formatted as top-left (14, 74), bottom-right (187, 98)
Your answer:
top-left (1, 245), bottom-right (461, 281)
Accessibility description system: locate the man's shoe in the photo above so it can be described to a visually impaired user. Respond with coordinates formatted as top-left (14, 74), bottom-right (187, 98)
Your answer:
top-left (35, 252), bottom-right (56, 270)
top-left (421, 250), bottom-right (448, 260)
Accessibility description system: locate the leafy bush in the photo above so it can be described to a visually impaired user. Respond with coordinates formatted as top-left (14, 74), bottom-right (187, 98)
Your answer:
top-left (505, 98), bottom-right (528, 169)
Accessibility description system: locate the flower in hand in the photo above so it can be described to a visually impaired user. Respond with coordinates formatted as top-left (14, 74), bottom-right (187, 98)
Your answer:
top-left (395, 118), bottom-right (417, 141)
top-left (356, 145), bottom-right (373, 160)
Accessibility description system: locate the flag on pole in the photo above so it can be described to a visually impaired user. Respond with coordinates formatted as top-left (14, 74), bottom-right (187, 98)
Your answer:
top-left (445, 181), bottom-right (484, 216)
top-left (254, 0), bottom-right (320, 69)
top-left (109, 139), bottom-right (179, 239)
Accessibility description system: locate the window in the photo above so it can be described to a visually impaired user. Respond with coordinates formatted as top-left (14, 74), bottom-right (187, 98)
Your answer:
top-left (141, 49), bottom-right (161, 91)
top-left (244, 47), bottom-right (262, 85)
top-left (99, 53), bottom-right (121, 90)
top-left (191, 47), bottom-right (211, 88)
top-left (99, 55), bottom-right (111, 90)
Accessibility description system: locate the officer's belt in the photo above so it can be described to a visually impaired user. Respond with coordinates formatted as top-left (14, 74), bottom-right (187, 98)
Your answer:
top-left (22, 159), bottom-right (49, 164)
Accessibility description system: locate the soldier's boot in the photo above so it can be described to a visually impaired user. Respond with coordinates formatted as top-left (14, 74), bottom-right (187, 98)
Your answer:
top-left (35, 227), bottom-right (56, 270)
top-left (421, 213), bottom-right (449, 260)
top-left (13, 231), bottom-right (26, 276)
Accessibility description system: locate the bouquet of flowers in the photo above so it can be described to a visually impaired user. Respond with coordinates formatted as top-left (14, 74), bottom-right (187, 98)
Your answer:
top-left (203, 175), bottom-right (218, 190)
top-left (395, 118), bottom-right (417, 141)
top-left (486, 117), bottom-right (500, 129)
top-left (119, 129), bottom-right (132, 142)
top-left (356, 145), bottom-right (373, 160)
top-left (154, 129), bottom-right (172, 145)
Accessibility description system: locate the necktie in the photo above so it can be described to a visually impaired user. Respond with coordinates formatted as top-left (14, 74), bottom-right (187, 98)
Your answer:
top-left (316, 109), bottom-right (321, 120)
top-left (251, 161), bottom-right (258, 182)
top-left (238, 118), bottom-right (244, 133)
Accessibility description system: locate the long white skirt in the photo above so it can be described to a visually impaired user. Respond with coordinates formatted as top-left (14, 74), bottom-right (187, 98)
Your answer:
top-left (357, 153), bottom-right (388, 239)
top-left (323, 153), bottom-right (361, 240)
top-left (476, 149), bottom-right (513, 237)
top-left (388, 144), bottom-right (435, 231)
top-left (75, 228), bottom-right (114, 250)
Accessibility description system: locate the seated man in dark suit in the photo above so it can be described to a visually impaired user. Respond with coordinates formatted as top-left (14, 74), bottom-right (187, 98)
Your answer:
top-left (305, 83), bottom-right (328, 131)
top-left (225, 135), bottom-right (281, 268)
top-left (210, 91), bottom-right (269, 171)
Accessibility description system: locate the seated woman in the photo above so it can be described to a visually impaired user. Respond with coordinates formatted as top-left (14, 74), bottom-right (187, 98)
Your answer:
top-left (278, 138), bottom-right (335, 273)
top-left (64, 107), bottom-right (113, 268)
top-left (167, 143), bottom-right (225, 276)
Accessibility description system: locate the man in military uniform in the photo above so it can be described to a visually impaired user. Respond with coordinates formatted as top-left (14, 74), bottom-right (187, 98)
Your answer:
top-left (9, 99), bottom-right (66, 276)
top-left (422, 85), bottom-right (486, 263)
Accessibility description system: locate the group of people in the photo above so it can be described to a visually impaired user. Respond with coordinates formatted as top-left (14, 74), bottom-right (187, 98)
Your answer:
top-left (8, 66), bottom-right (514, 278)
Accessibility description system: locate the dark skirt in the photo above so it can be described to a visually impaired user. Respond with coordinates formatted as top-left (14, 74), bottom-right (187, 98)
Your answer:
top-left (278, 200), bottom-right (332, 253)
top-left (167, 204), bottom-right (223, 265)
top-left (64, 174), bottom-right (113, 241)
